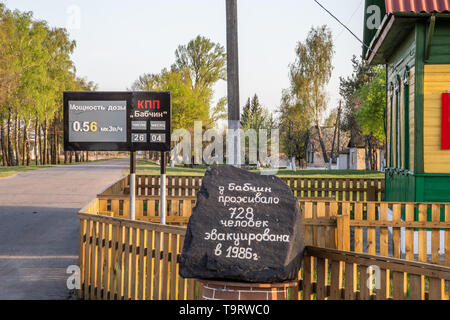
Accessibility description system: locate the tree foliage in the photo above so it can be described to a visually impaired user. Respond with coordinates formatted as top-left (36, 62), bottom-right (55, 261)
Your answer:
top-left (278, 25), bottom-right (334, 165)
top-left (241, 94), bottom-right (274, 131)
top-left (0, 4), bottom-right (96, 166)
top-left (339, 56), bottom-right (386, 170)
top-left (131, 35), bottom-right (227, 131)
top-left (355, 66), bottom-right (386, 142)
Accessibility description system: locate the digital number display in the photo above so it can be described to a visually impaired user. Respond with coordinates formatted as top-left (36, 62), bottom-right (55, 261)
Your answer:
top-left (132, 133), bottom-right (147, 143)
top-left (150, 133), bottom-right (166, 143)
top-left (67, 100), bottom-right (127, 143)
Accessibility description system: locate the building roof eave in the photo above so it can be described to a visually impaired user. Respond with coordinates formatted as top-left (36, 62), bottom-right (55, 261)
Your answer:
top-left (366, 14), bottom-right (396, 65)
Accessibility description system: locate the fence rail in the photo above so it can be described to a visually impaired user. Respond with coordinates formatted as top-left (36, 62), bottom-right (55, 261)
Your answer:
top-left (108, 175), bottom-right (384, 202)
top-left (86, 191), bottom-right (450, 267)
top-left (78, 212), bottom-right (450, 300)
top-left (78, 212), bottom-right (200, 300)
top-left (301, 201), bottom-right (450, 267)
top-left (303, 246), bottom-right (450, 300)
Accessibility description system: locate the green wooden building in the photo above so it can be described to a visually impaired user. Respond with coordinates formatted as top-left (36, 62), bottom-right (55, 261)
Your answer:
top-left (364, 0), bottom-right (450, 202)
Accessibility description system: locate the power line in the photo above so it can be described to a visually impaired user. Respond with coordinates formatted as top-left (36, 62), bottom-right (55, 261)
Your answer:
top-left (335, 0), bottom-right (364, 40)
top-left (313, 0), bottom-right (371, 51)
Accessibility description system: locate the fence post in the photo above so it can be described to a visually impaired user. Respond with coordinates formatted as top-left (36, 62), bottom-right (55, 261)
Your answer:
top-left (366, 184), bottom-right (377, 202)
top-left (336, 214), bottom-right (350, 251)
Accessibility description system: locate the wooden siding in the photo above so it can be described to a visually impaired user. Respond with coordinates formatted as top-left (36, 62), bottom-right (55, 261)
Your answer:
top-left (410, 67), bottom-right (415, 171)
top-left (423, 64), bottom-right (450, 173)
top-left (427, 21), bottom-right (450, 64)
top-left (386, 29), bottom-right (416, 170)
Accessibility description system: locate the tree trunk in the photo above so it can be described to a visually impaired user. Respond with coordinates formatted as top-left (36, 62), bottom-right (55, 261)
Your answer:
top-left (364, 137), bottom-right (370, 170)
top-left (86, 151), bottom-right (89, 162)
top-left (7, 111), bottom-right (16, 166)
top-left (35, 119), bottom-right (40, 166)
top-left (14, 114), bottom-right (21, 166)
top-left (52, 120), bottom-right (57, 165)
top-left (330, 103), bottom-right (342, 162)
top-left (315, 124), bottom-right (329, 166)
top-left (23, 119), bottom-right (32, 166)
top-left (42, 120), bottom-right (47, 165)
top-left (1, 120), bottom-right (8, 166)
top-left (22, 120), bottom-right (26, 166)
top-left (57, 133), bottom-right (61, 165)
top-left (337, 113), bottom-right (341, 154)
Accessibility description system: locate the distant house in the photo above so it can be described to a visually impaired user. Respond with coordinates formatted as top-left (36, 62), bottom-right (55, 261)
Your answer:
top-left (305, 126), bottom-right (350, 169)
top-left (337, 136), bottom-right (385, 171)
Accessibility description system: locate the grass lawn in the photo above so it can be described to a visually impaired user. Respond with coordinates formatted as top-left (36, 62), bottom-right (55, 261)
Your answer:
top-left (0, 157), bottom-right (125, 179)
top-left (0, 165), bottom-right (52, 178)
top-left (134, 160), bottom-right (384, 179)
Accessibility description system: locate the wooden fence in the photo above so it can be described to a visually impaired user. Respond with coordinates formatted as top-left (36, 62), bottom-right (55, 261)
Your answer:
top-left (78, 212), bottom-right (201, 300)
top-left (85, 196), bottom-right (450, 266)
top-left (301, 201), bottom-right (450, 267)
top-left (78, 212), bottom-right (450, 300)
top-left (303, 246), bottom-right (450, 300)
top-left (111, 175), bottom-right (384, 202)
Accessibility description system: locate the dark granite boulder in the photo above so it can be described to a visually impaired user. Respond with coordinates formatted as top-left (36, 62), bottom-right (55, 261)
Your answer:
top-left (179, 165), bottom-right (305, 283)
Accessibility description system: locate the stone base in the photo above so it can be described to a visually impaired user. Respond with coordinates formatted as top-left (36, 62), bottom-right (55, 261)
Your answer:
top-left (199, 280), bottom-right (298, 300)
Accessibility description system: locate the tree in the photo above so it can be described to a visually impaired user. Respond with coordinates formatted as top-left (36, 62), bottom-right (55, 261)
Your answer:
top-left (340, 56), bottom-right (384, 170)
top-left (132, 36), bottom-right (227, 131)
top-left (281, 25), bottom-right (334, 166)
top-left (0, 3), bottom-right (94, 167)
top-left (172, 35), bottom-right (227, 92)
top-left (339, 55), bottom-right (376, 144)
top-left (278, 89), bottom-right (311, 167)
top-left (355, 66), bottom-right (386, 170)
top-left (240, 94), bottom-right (276, 165)
top-left (356, 66), bottom-right (386, 142)
top-left (241, 95), bottom-right (266, 130)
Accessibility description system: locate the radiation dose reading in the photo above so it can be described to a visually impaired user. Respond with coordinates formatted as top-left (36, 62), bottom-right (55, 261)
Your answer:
top-left (72, 121), bottom-right (98, 133)
top-left (68, 100), bottom-right (127, 143)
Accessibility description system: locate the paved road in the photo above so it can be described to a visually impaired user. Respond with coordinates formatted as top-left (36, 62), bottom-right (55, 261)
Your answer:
top-left (0, 159), bottom-right (128, 300)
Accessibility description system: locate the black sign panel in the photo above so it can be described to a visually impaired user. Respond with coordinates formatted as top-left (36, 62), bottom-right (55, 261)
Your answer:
top-left (130, 92), bottom-right (171, 152)
top-left (63, 91), bottom-right (171, 152)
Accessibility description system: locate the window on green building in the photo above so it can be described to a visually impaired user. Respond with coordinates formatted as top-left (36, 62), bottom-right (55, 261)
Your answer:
top-left (403, 67), bottom-right (410, 171)
top-left (389, 82), bottom-right (394, 167)
top-left (395, 76), bottom-right (401, 168)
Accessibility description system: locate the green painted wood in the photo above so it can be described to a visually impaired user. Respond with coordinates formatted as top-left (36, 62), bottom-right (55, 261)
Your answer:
top-left (390, 93), bottom-right (394, 167)
top-left (385, 170), bottom-right (415, 202)
top-left (395, 75), bottom-right (402, 168)
top-left (427, 20), bottom-right (450, 64)
top-left (414, 22), bottom-right (425, 174)
top-left (415, 176), bottom-right (425, 202)
top-left (385, 30), bottom-right (415, 170)
top-left (403, 72), bottom-right (410, 171)
top-left (363, 0), bottom-right (387, 58)
top-left (425, 16), bottom-right (436, 61)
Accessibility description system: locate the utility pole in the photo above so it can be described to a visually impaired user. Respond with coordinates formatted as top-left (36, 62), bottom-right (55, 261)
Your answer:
top-left (226, 0), bottom-right (241, 167)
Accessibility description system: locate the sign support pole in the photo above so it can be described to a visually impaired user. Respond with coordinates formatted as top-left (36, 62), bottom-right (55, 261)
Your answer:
top-left (130, 151), bottom-right (136, 221)
top-left (160, 151), bottom-right (167, 225)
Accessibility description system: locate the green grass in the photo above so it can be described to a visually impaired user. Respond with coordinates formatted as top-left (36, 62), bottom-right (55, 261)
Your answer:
top-left (134, 160), bottom-right (385, 179)
top-left (0, 165), bottom-right (51, 178)
top-left (0, 157), bottom-right (125, 179)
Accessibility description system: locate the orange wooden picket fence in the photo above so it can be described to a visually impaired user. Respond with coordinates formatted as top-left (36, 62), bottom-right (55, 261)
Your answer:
top-left (300, 201), bottom-right (450, 267)
top-left (104, 175), bottom-right (384, 201)
top-left (78, 212), bottom-right (450, 300)
top-left (76, 175), bottom-right (450, 300)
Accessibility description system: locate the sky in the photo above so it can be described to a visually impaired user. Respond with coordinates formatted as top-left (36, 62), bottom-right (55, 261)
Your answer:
top-left (3, 0), bottom-right (366, 120)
